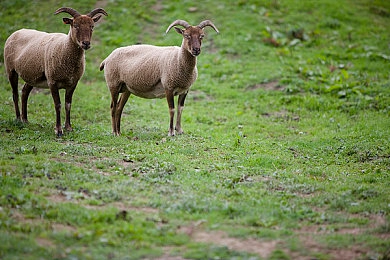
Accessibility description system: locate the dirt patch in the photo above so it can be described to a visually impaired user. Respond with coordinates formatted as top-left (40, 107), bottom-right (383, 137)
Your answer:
top-left (368, 213), bottom-right (387, 227)
top-left (46, 192), bottom-right (70, 203)
top-left (177, 213), bottom-right (388, 260)
top-left (194, 230), bottom-right (279, 258)
top-left (51, 223), bottom-right (77, 233)
top-left (299, 234), bottom-right (367, 260)
top-left (36, 237), bottom-right (55, 248)
top-left (294, 212), bottom-right (390, 259)
top-left (297, 212), bottom-right (389, 238)
top-left (177, 223), bottom-right (278, 259)
top-left (247, 80), bottom-right (284, 91)
top-left (11, 211), bottom-right (34, 223)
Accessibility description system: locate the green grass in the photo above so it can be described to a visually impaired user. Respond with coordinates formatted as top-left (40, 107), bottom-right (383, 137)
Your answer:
top-left (1, 0), bottom-right (390, 259)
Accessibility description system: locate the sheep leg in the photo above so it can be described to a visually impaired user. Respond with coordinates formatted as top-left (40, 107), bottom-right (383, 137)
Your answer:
top-left (110, 91), bottom-right (119, 135)
top-left (165, 89), bottom-right (175, 136)
top-left (64, 87), bottom-right (76, 132)
top-left (50, 87), bottom-right (63, 137)
top-left (175, 93), bottom-right (187, 135)
top-left (9, 70), bottom-right (21, 120)
top-left (21, 84), bottom-right (34, 123)
top-left (115, 90), bottom-right (131, 136)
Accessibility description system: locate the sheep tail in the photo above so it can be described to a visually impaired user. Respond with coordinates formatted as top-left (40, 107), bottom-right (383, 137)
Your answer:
top-left (99, 60), bottom-right (105, 71)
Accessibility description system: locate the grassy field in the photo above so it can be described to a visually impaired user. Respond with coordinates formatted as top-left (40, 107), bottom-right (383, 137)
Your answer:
top-left (1, 0), bottom-right (389, 259)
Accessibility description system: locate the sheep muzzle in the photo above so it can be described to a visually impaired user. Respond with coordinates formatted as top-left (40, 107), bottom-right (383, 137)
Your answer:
top-left (81, 41), bottom-right (91, 50)
top-left (192, 48), bottom-right (201, 56)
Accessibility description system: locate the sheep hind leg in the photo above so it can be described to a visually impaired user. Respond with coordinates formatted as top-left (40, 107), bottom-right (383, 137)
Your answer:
top-left (175, 93), bottom-right (187, 135)
top-left (8, 70), bottom-right (21, 121)
top-left (115, 90), bottom-right (131, 136)
top-left (21, 83), bottom-right (34, 123)
top-left (110, 92), bottom-right (119, 135)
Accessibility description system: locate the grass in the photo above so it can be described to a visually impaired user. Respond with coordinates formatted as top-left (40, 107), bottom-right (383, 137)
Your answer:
top-left (1, 0), bottom-right (390, 259)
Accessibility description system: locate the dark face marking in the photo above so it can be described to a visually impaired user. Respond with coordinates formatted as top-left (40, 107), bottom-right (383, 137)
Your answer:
top-left (178, 26), bottom-right (205, 56)
top-left (71, 16), bottom-right (95, 50)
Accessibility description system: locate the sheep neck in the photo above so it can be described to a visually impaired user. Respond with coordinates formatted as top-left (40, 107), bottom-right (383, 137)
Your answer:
top-left (65, 29), bottom-right (85, 60)
top-left (67, 28), bottom-right (86, 53)
top-left (47, 30), bottom-right (85, 78)
top-left (179, 43), bottom-right (197, 71)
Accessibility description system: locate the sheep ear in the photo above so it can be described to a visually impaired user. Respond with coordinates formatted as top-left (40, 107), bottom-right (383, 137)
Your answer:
top-left (174, 27), bottom-right (184, 35)
top-left (93, 15), bottom-right (102, 23)
top-left (63, 18), bottom-right (73, 25)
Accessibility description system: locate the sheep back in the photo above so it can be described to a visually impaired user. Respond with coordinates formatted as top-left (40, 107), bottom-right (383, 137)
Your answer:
top-left (102, 44), bottom-right (198, 99)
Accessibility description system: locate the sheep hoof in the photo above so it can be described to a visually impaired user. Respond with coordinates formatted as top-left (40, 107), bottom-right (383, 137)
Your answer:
top-left (56, 129), bottom-right (64, 137)
top-left (175, 126), bottom-right (184, 135)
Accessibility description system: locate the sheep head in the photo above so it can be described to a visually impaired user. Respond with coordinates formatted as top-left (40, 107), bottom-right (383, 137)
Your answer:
top-left (54, 7), bottom-right (108, 50)
top-left (166, 20), bottom-right (219, 57)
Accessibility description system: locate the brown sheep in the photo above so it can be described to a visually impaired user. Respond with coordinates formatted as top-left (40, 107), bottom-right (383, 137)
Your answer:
top-left (100, 20), bottom-right (219, 136)
top-left (4, 7), bottom-right (108, 136)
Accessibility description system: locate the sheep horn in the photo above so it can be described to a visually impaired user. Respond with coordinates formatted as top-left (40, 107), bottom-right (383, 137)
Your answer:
top-left (165, 20), bottom-right (191, 34)
top-left (87, 8), bottom-right (108, 18)
top-left (54, 7), bottom-right (81, 18)
top-left (198, 20), bottom-right (219, 34)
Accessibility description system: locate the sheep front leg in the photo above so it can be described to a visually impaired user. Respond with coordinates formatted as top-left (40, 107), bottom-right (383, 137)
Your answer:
top-left (50, 87), bottom-right (63, 137)
top-left (65, 87), bottom-right (76, 132)
top-left (21, 83), bottom-right (34, 123)
top-left (165, 89), bottom-right (175, 136)
top-left (175, 93), bottom-right (187, 135)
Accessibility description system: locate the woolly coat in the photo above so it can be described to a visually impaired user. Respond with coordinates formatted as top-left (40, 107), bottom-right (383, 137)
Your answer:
top-left (4, 28), bottom-right (85, 89)
top-left (100, 42), bottom-right (198, 99)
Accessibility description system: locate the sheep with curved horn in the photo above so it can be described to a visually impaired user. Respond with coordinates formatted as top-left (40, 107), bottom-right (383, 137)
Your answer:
top-left (4, 7), bottom-right (108, 136)
top-left (100, 19), bottom-right (219, 136)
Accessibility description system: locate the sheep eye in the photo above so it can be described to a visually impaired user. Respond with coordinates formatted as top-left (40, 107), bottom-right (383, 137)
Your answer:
top-left (184, 34), bottom-right (190, 39)
top-left (200, 35), bottom-right (205, 39)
